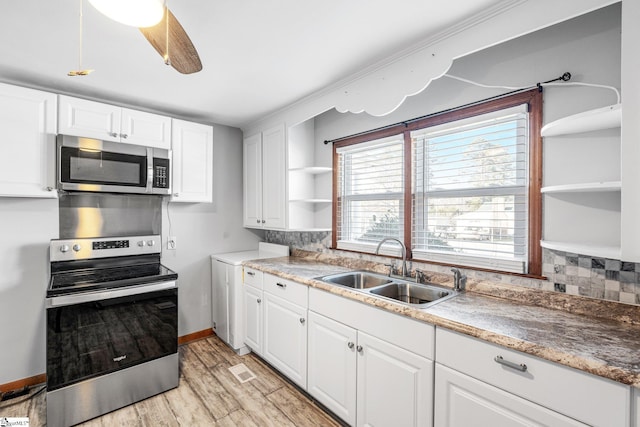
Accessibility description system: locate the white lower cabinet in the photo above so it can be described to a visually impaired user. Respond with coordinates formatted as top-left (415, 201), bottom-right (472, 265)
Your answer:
top-left (356, 331), bottom-right (432, 427)
top-left (435, 328), bottom-right (630, 427)
top-left (308, 289), bottom-right (434, 427)
top-left (435, 364), bottom-right (585, 426)
top-left (243, 268), bottom-right (264, 355)
top-left (634, 387), bottom-right (640, 427)
top-left (244, 272), bottom-right (309, 388)
top-left (263, 291), bottom-right (307, 388)
top-left (308, 311), bottom-right (358, 425)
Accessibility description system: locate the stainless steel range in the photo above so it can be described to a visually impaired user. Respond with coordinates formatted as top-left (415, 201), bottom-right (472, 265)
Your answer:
top-left (46, 234), bottom-right (178, 427)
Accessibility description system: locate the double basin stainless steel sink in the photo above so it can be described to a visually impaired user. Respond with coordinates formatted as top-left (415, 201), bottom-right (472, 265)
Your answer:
top-left (317, 270), bottom-right (457, 308)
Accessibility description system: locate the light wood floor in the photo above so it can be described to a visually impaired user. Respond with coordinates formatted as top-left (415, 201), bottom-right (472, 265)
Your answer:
top-left (0, 335), bottom-right (343, 426)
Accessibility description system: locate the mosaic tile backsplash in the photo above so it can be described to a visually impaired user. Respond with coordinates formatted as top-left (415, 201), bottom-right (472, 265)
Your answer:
top-left (264, 230), bottom-right (640, 306)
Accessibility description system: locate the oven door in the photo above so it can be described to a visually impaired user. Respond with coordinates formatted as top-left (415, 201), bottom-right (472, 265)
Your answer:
top-left (46, 281), bottom-right (178, 391)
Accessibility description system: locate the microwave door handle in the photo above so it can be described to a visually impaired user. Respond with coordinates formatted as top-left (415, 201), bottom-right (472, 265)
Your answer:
top-left (146, 148), bottom-right (154, 192)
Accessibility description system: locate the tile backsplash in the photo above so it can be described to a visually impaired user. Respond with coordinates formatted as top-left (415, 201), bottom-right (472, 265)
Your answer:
top-left (265, 230), bottom-right (640, 306)
top-left (542, 250), bottom-right (640, 305)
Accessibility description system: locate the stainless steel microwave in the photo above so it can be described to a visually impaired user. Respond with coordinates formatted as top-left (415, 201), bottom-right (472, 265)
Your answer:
top-left (57, 135), bottom-right (171, 195)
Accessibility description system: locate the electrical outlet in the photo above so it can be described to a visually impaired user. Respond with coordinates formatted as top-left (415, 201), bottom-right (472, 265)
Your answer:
top-left (167, 236), bottom-right (177, 250)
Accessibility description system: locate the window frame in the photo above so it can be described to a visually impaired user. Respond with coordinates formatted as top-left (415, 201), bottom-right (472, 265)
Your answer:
top-left (332, 89), bottom-right (543, 276)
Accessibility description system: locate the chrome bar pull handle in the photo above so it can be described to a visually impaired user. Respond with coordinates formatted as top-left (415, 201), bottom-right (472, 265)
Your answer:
top-left (276, 282), bottom-right (287, 289)
top-left (494, 355), bottom-right (527, 372)
top-left (246, 271), bottom-right (255, 276)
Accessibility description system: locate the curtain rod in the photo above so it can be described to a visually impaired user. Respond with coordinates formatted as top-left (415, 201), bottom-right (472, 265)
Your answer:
top-left (323, 72), bottom-right (571, 145)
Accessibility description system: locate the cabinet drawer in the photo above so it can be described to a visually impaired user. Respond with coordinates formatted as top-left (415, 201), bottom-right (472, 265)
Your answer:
top-left (436, 328), bottom-right (630, 427)
top-left (264, 274), bottom-right (308, 308)
top-left (243, 267), bottom-right (263, 290)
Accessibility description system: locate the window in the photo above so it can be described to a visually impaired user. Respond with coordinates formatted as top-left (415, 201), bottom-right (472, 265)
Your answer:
top-left (333, 90), bottom-right (542, 275)
top-left (412, 105), bottom-right (529, 273)
top-left (335, 135), bottom-right (405, 255)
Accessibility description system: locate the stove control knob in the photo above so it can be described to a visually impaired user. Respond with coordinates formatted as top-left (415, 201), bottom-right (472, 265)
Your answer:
top-left (72, 244), bottom-right (81, 252)
top-left (60, 245), bottom-right (70, 253)
top-left (147, 240), bottom-right (155, 247)
top-left (138, 240), bottom-right (146, 247)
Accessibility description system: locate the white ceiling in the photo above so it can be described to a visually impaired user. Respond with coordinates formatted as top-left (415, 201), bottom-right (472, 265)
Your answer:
top-left (0, 0), bottom-right (505, 128)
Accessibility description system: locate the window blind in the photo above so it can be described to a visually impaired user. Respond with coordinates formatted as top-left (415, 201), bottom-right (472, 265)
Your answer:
top-left (336, 134), bottom-right (404, 255)
top-left (411, 105), bottom-right (529, 273)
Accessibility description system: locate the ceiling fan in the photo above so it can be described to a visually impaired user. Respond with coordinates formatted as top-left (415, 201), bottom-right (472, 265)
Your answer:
top-left (81, 0), bottom-right (202, 75)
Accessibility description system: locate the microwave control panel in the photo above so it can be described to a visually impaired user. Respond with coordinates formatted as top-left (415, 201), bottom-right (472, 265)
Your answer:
top-left (153, 158), bottom-right (170, 189)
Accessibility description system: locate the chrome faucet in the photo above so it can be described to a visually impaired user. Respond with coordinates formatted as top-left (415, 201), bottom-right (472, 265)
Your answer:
top-left (375, 238), bottom-right (408, 277)
top-left (451, 268), bottom-right (467, 291)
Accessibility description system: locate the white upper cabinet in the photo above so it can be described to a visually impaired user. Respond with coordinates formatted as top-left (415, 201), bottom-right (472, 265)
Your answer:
top-left (243, 119), bottom-right (333, 231)
top-left (0, 83), bottom-right (57, 198)
top-left (58, 95), bottom-right (171, 149)
top-left (171, 119), bottom-right (213, 203)
top-left (121, 108), bottom-right (172, 149)
top-left (243, 125), bottom-right (286, 229)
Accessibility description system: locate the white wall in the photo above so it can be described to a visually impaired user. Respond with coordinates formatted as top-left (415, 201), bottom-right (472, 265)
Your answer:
top-left (0, 123), bottom-right (260, 386)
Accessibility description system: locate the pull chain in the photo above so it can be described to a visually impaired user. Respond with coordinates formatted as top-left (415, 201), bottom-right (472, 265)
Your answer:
top-left (68, 0), bottom-right (93, 76)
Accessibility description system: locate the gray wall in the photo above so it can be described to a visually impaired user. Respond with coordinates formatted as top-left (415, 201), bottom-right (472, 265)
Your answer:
top-left (0, 123), bottom-right (261, 386)
top-left (161, 124), bottom-right (263, 337)
top-left (0, 198), bottom-right (58, 385)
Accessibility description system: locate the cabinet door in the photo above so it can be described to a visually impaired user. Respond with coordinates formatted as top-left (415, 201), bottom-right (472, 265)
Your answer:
top-left (243, 133), bottom-right (262, 227)
top-left (212, 260), bottom-right (229, 344)
top-left (243, 285), bottom-right (263, 355)
top-left (121, 108), bottom-right (171, 149)
top-left (308, 311), bottom-right (357, 426)
top-left (0, 83), bottom-right (57, 198)
top-left (261, 124), bottom-right (286, 229)
top-left (58, 95), bottom-right (121, 142)
top-left (634, 388), bottom-right (640, 427)
top-left (171, 119), bottom-right (213, 203)
top-left (434, 364), bottom-right (586, 427)
top-left (263, 291), bottom-right (307, 388)
top-left (356, 332), bottom-right (433, 427)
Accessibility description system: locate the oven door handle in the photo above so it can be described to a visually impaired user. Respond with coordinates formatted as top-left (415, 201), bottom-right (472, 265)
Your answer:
top-left (47, 281), bottom-right (177, 308)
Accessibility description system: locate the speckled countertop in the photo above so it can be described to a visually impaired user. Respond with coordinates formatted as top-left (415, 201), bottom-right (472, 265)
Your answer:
top-left (243, 253), bottom-right (640, 388)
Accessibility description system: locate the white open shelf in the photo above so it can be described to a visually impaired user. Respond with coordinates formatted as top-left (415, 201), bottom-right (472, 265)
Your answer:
top-left (289, 166), bottom-right (332, 174)
top-left (541, 104), bottom-right (621, 137)
top-left (540, 240), bottom-right (621, 260)
top-left (289, 199), bottom-right (332, 203)
top-left (541, 181), bottom-right (621, 194)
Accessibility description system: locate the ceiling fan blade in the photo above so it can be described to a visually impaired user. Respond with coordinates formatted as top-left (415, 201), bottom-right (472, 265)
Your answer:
top-left (139, 8), bottom-right (202, 74)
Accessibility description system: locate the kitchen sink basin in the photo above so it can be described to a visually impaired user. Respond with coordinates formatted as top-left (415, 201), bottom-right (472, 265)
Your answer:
top-left (369, 282), bottom-right (454, 306)
top-left (319, 271), bottom-right (393, 289)
top-left (316, 271), bottom-right (457, 308)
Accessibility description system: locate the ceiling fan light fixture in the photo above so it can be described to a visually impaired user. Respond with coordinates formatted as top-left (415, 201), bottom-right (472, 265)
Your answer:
top-left (89, 0), bottom-right (164, 28)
